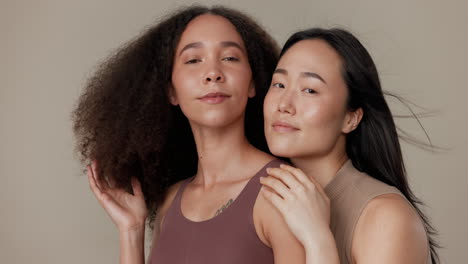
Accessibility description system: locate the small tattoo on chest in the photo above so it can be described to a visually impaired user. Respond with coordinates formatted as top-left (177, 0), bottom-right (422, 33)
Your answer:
top-left (214, 198), bottom-right (234, 216)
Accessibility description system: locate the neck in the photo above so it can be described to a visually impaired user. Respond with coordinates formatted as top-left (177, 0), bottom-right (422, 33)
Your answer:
top-left (291, 137), bottom-right (349, 188)
top-left (190, 118), bottom-right (261, 188)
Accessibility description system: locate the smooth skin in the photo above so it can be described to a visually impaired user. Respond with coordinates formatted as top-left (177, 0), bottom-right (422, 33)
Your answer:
top-left (88, 14), bottom-right (305, 264)
top-left (261, 39), bottom-right (429, 264)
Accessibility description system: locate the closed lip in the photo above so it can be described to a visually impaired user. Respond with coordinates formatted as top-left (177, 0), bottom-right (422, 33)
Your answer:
top-left (272, 120), bottom-right (299, 130)
top-left (198, 92), bottom-right (231, 99)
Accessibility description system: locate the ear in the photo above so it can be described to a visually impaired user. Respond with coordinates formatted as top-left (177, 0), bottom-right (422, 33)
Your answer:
top-left (342, 108), bottom-right (363, 134)
top-left (168, 85), bottom-right (179, 106)
top-left (248, 81), bottom-right (256, 98)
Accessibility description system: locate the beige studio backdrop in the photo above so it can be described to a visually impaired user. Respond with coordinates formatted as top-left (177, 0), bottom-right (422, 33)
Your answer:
top-left (1, 0), bottom-right (467, 263)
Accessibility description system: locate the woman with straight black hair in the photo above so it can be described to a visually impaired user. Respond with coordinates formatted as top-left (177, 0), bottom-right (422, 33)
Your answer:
top-left (260, 28), bottom-right (439, 263)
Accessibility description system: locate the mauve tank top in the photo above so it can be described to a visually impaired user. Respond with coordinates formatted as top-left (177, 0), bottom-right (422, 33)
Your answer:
top-left (149, 159), bottom-right (285, 264)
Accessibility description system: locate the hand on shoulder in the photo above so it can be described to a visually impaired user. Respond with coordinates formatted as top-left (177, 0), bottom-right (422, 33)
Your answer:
top-left (255, 165), bottom-right (307, 264)
top-left (260, 164), bottom-right (331, 247)
top-left (259, 164), bottom-right (339, 264)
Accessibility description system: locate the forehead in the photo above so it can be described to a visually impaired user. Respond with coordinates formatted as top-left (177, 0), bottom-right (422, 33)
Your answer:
top-left (278, 39), bottom-right (342, 72)
top-left (177, 14), bottom-right (245, 50)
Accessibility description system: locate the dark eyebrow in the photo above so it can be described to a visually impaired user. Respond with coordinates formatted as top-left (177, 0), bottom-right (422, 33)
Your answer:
top-left (178, 41), bottom-right (245, 56)
top-left (179, 42), bottom-right (203, 56)
top-left (274, 68), bottom-right (326, 84)
top-left (220, 41), bottom-right (245, 53)
top-left (300, 72), bottom-right (327, 84)
top-left (273, 68), bottom-right (288, 75)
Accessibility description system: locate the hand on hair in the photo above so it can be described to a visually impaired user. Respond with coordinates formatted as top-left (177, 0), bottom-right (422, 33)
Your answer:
top-left (87, 160), bottom-right (148, 233)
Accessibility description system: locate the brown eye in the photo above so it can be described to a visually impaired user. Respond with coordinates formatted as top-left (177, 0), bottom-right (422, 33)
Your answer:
top-left (222, 57), bottom-right (239, 62)
top-left (272, 83), bottom-right (285, 88)
top-left (185, 59), bottom-right (201, 64)
top-left (303, 88), bottom-right (316, 94)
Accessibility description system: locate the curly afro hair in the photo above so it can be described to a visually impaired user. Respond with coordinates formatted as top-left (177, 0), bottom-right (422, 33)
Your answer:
top-left (72, 5), bottom-right (279, 227)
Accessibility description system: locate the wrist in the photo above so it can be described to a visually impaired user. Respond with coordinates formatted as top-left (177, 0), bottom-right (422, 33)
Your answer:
top-left (119, 224), bottom-right (145, 237)
top-left (302, 228), bottom-right (336, 251)
top-left (119, 227), bottom-right (145, 250)
top-left (118, 220), bottom-right (146, 233)
top-left (303, 230), bottom-right (339, 264)
top-left (119, 226), bottom-right (145, 264)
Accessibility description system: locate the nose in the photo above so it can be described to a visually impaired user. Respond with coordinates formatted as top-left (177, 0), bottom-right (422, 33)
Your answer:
top-left (205, 75), bottom-right (223, 82)
top-left (277, 90), bottom-right (295, 115)
top-left (203, 63), bottom-right (225, 84)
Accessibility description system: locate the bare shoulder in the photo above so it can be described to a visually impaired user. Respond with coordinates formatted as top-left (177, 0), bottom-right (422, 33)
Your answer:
top-left (253, 190), bottom-right (277, 246)
top-left (253, 188), bottom-right (305, 263)
top-left (352, 193), bottom-right (429, 264)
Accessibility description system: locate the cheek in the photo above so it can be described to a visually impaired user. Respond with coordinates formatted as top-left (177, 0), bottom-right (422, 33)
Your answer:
top-left (300, 100), bottom-right (329, 128)
top-left (300, 98), bottom-right (346, 145)
top-left (171, 70), bottom-right (196, 101)
top-left (230, 67), bottom-right (253, 97)
top-left (238, 67), bottom-right (252, 83)
top-left (263, 90), bottom-right (277, 118)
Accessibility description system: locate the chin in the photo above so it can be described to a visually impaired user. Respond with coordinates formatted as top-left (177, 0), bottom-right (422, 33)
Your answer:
top-left (266, 141), bottom-right (297, 158)
top-left (192, 112), bottom-right (244, 128)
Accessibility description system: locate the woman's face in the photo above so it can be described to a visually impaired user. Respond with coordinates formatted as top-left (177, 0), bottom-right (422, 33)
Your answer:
top-left (264, 39), bottom-right (359, 159)
top-left (171, 14), bottom-right (254, 128)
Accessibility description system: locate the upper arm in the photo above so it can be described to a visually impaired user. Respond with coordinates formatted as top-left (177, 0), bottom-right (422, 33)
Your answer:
top-left (256, 193), bottom-right (306, 264)
top-left (352, 194), bottom-right (429, 264)
top-left (146, 181), bottom-right (184, 264)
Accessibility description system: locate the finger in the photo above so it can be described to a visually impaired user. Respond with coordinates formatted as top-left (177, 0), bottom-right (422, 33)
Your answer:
top-left (90, 160), bottom-right (102, 189)
top-left (88, 165), bottom-right (113, 205)
top-left (107, 176), bottom-right (118, 189)
top-left (91, 160), bottom-right (110, 190)
top-left (279, 164), bottom-right (310, 186)
top-left (131, 177), bottom-right (143, 197)
top-left (88, 166), bottom-right (123, 212)
top-left (260, 176), bottom-right (292, 200)
top-left (280, 164), bottom-right (329, 200)
top-left (87, 165), bottom-right (103, 197)
top-left (266, 167), bottom-right (303, 191)
top-left (261, 187), bottom-right (286, 214)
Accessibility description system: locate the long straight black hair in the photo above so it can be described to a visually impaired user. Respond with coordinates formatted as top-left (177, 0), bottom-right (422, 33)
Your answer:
top-left (280, 28), bottom-right (439, 263)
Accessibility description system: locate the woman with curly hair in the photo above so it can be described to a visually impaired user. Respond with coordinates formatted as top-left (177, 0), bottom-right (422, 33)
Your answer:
top-left (260, 28), bottom-right (439, 263)
top-left (72, 5), bottom-right (305, 264)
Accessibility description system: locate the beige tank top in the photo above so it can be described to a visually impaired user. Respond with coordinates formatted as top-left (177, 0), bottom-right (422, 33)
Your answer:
top-left (324, 160), bottom-right (432, 264)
